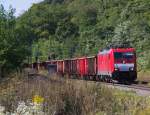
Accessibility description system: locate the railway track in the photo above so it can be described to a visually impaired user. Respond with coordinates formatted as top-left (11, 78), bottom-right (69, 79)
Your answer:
top-left (113, 83), bottom-right (150, 91)
top-left (101, 82), bottom-right (150, 96)
top-left (62, 78), bottom-right (150, 96)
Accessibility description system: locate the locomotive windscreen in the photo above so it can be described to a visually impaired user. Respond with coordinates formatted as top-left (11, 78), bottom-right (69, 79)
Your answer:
top-left (114, 52), bottom-right (134, 59)
top-left (114, 52), bottom-right (134, 63)
top-left (123, 52), bottom-right (134, 59)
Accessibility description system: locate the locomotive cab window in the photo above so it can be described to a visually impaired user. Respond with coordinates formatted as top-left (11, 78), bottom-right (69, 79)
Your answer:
top-left (114, 52), bottom-right (122, 59)
top-left (123, 52), bottom-right (134, 59)
top-left (114, 52), bottom-right (134, 59)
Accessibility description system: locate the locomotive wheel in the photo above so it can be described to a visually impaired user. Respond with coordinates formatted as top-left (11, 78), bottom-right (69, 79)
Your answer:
top-left (108, 76), bottom-right (112, 83)
top-left (86, 76), bottom-right (90, 81)
top-left (101, 76), bottom-right (105, 82)
top-left (96, 76), bottom-right (100, 81)
top-left (83, 76), bottom-right (87, 80)
top-left (100, 75), bottom-right (103, 81)
top-left (93, 76), bottom-right (96, 81)
top-left (88, 76), bottom-right (92, 81)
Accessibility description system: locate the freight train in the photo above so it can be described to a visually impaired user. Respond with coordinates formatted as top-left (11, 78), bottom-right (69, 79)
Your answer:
top-left (32, 47), bottom-right (137, 82)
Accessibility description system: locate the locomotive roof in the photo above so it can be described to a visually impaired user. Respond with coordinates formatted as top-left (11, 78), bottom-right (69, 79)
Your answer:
top-left (112, 48), bottom-right (135, 52)
top-left (99, 49), bottom-right (111, 54)
top-left (99, 48), bottom-right (135, 54)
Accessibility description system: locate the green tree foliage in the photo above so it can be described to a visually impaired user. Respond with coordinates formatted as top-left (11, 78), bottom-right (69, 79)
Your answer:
top-left (16, 0), bottom-right (150, 68)
top-left (0, 5), bottom-right (31, 77)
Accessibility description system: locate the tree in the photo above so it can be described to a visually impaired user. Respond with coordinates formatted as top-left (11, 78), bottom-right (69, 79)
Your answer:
top-left (0, 5), bottom-right (31, 77)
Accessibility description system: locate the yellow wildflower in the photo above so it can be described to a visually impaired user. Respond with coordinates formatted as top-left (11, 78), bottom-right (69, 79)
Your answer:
top-left (32, 95), bottom-right (44, 104)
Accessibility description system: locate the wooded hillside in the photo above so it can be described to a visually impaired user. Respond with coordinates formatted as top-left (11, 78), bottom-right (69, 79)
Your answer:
top-left (1, 0), bottom-right (150, 76)
top-left (17, 0), bottom-right (150, 69)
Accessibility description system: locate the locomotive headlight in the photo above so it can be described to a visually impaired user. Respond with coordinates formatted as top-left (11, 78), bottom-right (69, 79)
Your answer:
top-left (129, 67), bottom-right (134, 71)
top-left (115, 68), bottom-right (119, 71)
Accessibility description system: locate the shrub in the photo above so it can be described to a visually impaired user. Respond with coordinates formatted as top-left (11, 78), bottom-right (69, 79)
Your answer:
top-left (0, 74), bottom-right (150, 115)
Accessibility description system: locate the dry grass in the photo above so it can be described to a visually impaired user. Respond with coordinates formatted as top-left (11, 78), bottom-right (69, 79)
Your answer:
top-left (138, 71), bottom-right (150, 81)
top-left (0, 73), bottom-right (150, 115)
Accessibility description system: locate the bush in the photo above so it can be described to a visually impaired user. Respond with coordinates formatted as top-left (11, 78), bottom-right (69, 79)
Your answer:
top-left (0, 74), bottom-right (150, 115)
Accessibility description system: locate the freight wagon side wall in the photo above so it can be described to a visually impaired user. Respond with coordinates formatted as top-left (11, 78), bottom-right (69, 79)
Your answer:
top-left (71, 59), bottom-right (77, 74)
top-left (64, 60), bottom-right (70, 74)
top-left (77, 58), bottom-right (87, 77)
top-left (86, 57), bottom-right (96, 76)
top-left (57, 61), bottom-right (64, 74)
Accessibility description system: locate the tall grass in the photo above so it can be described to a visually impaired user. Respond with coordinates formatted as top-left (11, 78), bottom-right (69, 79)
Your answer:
top-left (0, 73), bottom-right (150, 115)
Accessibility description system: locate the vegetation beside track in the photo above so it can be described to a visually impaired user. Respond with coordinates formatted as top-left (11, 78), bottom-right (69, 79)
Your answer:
top-left (137, 70), bottom-right (150, 83)
top-left (0, 73), bottom-right (150, 115)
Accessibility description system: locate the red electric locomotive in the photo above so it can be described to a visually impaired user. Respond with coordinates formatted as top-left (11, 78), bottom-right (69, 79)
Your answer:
top-left (97, 48), bottom-right (137, 82)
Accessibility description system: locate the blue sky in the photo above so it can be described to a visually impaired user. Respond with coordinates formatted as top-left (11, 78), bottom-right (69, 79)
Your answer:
top-left (1, 0), bottom-right (43, 16)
